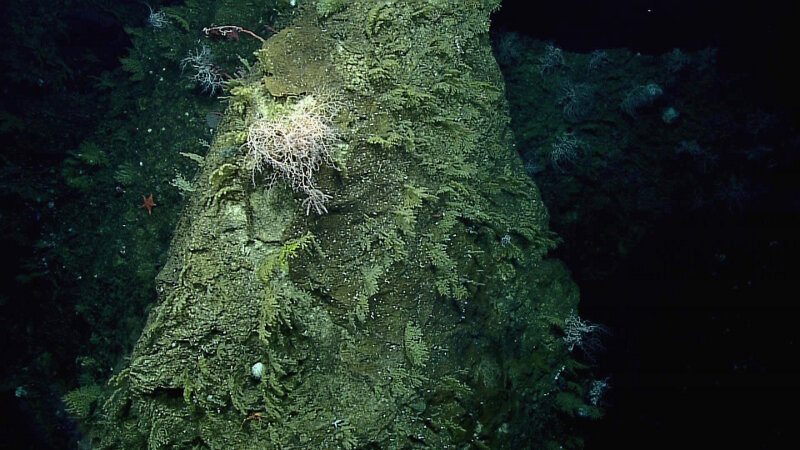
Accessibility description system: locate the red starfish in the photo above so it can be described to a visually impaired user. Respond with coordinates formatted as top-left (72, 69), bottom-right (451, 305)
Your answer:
top-left (139, 194), bottom-right (156, 215)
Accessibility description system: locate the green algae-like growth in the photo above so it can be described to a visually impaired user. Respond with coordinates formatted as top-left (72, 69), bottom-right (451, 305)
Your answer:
top-left (72, 1), bottom-right (599, 448)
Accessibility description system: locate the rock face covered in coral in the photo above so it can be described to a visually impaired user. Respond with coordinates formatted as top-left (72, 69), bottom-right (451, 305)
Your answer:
top-left (88, 1), bottom-right (595, 448)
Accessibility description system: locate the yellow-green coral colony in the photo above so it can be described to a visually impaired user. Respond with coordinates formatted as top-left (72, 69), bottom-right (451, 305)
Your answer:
top-left (66, 1), bottom-right (597, 448)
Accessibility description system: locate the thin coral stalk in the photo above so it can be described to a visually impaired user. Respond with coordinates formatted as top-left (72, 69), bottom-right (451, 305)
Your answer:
top-left (203, 25), bottom-right (266, 43)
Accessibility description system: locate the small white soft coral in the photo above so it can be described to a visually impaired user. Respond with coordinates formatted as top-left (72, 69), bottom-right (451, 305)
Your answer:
top-left (244, 95), bottom-right (340, 215)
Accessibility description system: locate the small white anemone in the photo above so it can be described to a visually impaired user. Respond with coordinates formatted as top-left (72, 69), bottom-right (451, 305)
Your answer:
top-left (251, 362), bottom-right (266, 380)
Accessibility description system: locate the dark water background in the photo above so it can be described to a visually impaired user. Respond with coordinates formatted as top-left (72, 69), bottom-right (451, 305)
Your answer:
top-left (494, 0), bottom-right (800, 448)
top-left (1, 0), bottom-right (798, 448)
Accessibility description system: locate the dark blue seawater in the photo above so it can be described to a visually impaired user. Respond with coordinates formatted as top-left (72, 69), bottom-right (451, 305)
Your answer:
top-left (493, 1), bottom-right (800, 448)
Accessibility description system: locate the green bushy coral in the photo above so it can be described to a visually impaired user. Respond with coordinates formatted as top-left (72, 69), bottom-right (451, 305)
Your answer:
top-left (62, 385), bottom-right (104, 420)
top-left (80, 1), bottom-right (593, 448)
top-left (316, 0), bottom-right (349, 17)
